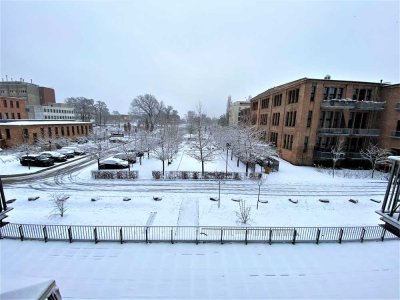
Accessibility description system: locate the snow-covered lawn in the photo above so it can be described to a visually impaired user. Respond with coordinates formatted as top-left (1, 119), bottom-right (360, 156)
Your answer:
top-left (4, 141), bottom-right (389, 227)
top-left (1, 239), bottom-right (399, 299)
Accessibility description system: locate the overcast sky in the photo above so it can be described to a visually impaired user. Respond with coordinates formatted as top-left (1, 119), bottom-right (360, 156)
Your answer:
top-left (1, 0), bottom-right (399, 117)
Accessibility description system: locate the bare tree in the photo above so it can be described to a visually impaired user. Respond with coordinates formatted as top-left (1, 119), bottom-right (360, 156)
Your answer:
top-left (50, 193), bottom-right (69, 217)
top-left (361, 144), bottom-right (392, 178)
top-left (235, 200), bottom-right (251, 224)
top-left (331, 139), bottom-right (345, 178)
top-left (188, 104), bottom-right (220, 175)
top-left (130, 94), bottom-right (162, 131)
top-left (94, 100), bottom-right (110, 126)
top-left (65, 97), bottom-right (95, 121)
top-left (152, 123), bottom-right (180, 176)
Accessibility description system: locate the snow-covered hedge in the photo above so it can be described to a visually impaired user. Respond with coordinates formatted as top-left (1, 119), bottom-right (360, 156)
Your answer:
top-left (91, 170), bottom-right (139, 180)
top-left (152, 171), bottom-right (262, 180)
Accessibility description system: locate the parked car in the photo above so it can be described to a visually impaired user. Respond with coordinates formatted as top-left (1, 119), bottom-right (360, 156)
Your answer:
top-left (40, 151), bottom-right (68, 162)
top-left (113, 152), bottom-right (137, 163)
top-left (62, 146), bottom-right (86, 155)
top-left (98, 158), bottom-right (129, 169)
top-left (126, 148), bottom-right (144, 157)
top-left (20, 154), bottom-right (54, 167)
top-left (57, 148), bottom-right (75, 158)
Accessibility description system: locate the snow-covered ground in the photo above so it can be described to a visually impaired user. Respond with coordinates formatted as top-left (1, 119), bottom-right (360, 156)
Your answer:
top-left (1, 239), bottom-right (399, 299)
top-left (3, 142), bottom-right (389, 227)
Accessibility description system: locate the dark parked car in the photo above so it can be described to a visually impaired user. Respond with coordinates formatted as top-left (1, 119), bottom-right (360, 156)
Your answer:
top-left (98, 158), bottom-right (129, 170)
top-left (40, 151), bottom-right (67, 162)
top-left (62, 147), bottom-right (86, 155)
top-left (20, 154), bottom-right (54, 167)
top-left (56, 148), bottom-right (75, 158)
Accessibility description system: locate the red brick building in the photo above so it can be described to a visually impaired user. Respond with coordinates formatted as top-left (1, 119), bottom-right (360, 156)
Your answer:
top-left (0, 121), bottom-right (92, 148)
top-left (0, 97), bottom-right (28, 120)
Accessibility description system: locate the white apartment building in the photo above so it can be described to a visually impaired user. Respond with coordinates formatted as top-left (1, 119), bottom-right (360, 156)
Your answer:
top-left (26, 103), bottom-right (75, 120)
top-left (228, 101), bottom-right (251, 126)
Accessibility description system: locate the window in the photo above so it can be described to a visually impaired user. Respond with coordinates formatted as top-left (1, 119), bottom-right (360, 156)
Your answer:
top-left (67, 127), bottom-right (70, 136)
top-left (261, 98), bottom-right (270, 109)
top-left (40, 128), bottom-right (45, 138)
top-left (77, 126), bottom-right (80, 134)
top-left (6, 129), bottom-right (11, 139)
top-left (337, 88), bottom-right (343, 99)
top-left (260, 114), bottom-right (268, 125)
top-left (303, 136), bottom-right (309, 153)
top-left (10, 100), bottom-right (13, 108)
top-left (23, 128), bottom-right (29, 142)
top-left (288, 89), bottom-right (299, 104)
top-left (251, 101), bottom-right (259, 111)
top-left (270, 132), bottom-right (278, 145)
top-left (310, 85), bottom-right (316, 101)
top-left (33, 133), bottom-right (38, 144)
top-left (17, 113), bottom-right (21, 119)
top-left (283, 134), bottom-right (294, 150)
top-left (353, 88), bottom-right (372, 101)
top-left (48, 127), bottom-right (52, 138)
top-left (72, 126), bottom-right (75, 135)
top-left (273, 94), bottom-right (282, 106)
top-left (11, 113), bottom-right (15, 119)
top-left (307, 111), bottom-right (313, 128)
top-left (3, 99), bottom-right (7, 108)
top-left (55, 127), bottom-right (59, 136)
top-left (5, 113), bottom-right (9, 119)
top-left (272, 113), bottom-right (280, 126)
top-left (61, 127), bottom-right (65, 136)
top-left (285, 111), bottom-right (297, 127)
top-left (0, 113), bottom-right (2, 119)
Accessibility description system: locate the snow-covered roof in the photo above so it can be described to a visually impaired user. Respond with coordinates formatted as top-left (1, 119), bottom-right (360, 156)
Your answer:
top-left (0, 121), bottom-right (92, 126)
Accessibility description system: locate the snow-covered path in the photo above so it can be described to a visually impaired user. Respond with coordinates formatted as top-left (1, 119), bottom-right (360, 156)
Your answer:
top-left (176, 199), bottom-right (199, 226)
top-left (2, 239), bottom-right (399, 299)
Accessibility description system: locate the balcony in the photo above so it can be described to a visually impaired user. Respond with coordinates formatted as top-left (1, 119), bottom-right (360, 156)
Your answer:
top-left (321, 99), bottom-right (385, 110)
top-left (391, 131), bottom-right (400, 139)
top-left (313, 150), bottom-right (362, 160)
top-left (318, 128), bottom-right (380, 137)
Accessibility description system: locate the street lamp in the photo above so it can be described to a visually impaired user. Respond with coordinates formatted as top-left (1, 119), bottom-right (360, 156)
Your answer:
top-left (225, 143), bottom-right (231, 179)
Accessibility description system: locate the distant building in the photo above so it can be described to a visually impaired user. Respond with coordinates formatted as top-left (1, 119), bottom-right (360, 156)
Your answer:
top-left (0, 97), bottom-right (28, 120)
top-left (228, 101), bottom-right (251, 126)
top-left (249, 77), bottom-right (400, 166)
top-left (0, 80), bottom-right (55, 106)
top-left (26, 103), bottom-right (75, 120)
top-left (0, 120), bottom-right (92, 148)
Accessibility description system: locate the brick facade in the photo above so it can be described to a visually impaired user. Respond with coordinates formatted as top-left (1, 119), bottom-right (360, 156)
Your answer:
top-left (0, 97), bottom-right (28, 120)
top-left (0, 121), bottom-right (93, 148)
top-left (250, 78), bottom-right (399, 166)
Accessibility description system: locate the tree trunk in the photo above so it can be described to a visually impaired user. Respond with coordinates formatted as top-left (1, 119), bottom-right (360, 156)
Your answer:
top-left (372, 162), bottom-right (376, 178)
top-left (246, 162), bottom-right (249, 176)
top-left (237, 158), bottom-right (239, 167)
top-left (162, 160), bottom-right (165, 176)
top-left (202, 161), bottom-right (205, 175)
top-left (332, 161), bottom-right (335, 178)
top-left (231, 151), bottom-right (233, 160)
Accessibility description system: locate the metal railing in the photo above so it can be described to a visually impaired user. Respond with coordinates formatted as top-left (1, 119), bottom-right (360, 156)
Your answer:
top-left (321, 100), bottom-right (385, 110)
top-left (0, 223), bottom-right (397, 244)
top-left (314, 150), bottom-right (362, 160)
top-left (318, 128), bottom-right (380, 136)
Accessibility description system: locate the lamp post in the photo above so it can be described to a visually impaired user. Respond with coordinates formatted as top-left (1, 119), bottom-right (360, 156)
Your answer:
top-left (225, 143), bottom-right (231, 179)
top-left (105, 128), bottom-right (109, 149)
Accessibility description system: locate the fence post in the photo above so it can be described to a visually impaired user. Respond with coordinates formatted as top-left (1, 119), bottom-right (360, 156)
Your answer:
top-left (19, 225), bottom-right (24, 241)
top-left (220, 228), bottom-right (223, 245)
top-left (94, 227), bottom-right (98, 244)
top-left (245, 229), bottom-right (248, 245)
top-left (381, 228), bottom-right (386, 242)
top-left (338, 228), bottom-right (343, 244)
top-left (43, 226), bottom-right (48, 243)
top-left (120, 227), bottom-right (123, 244)
top-left (360, 227), bottom-right (366, 243)
top-left (171, 228), bottom-right (174, 244)
top-left (68, 226), bottom-right (72, 243)
top-left (292, 229), bottom-right (297, 245)
top-left (269, 229), bottom-right (272, 245)
top-left (196, 227), bottom-right (199, 245)
top-left (316, 228), bottom-right (320, 244)
top-left (145, 227), bottom-right (149, 244)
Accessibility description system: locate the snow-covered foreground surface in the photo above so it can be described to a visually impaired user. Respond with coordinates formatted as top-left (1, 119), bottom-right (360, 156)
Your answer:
top-left (1, 239), bottom-right (399, 299)
top-left (4, 142), bottom-right (389, 227)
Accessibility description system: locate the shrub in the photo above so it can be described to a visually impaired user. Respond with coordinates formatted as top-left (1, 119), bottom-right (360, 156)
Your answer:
top-left (182, 171), bottom-right (189, 179)
top-left (152, 171), bottom-right (162, 179)
top-left (192, 172), bottom-right (199, 179)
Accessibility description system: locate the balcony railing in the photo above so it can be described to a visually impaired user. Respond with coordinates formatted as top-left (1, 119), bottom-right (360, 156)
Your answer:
top-left (313, 150), bottom-right (362, 160)
top-left (318, 128), bottom-right (380, 136)
top-left (321, 100), bottom-right (385, 110)
top-left (391, 131), bottom-right (400, 138)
